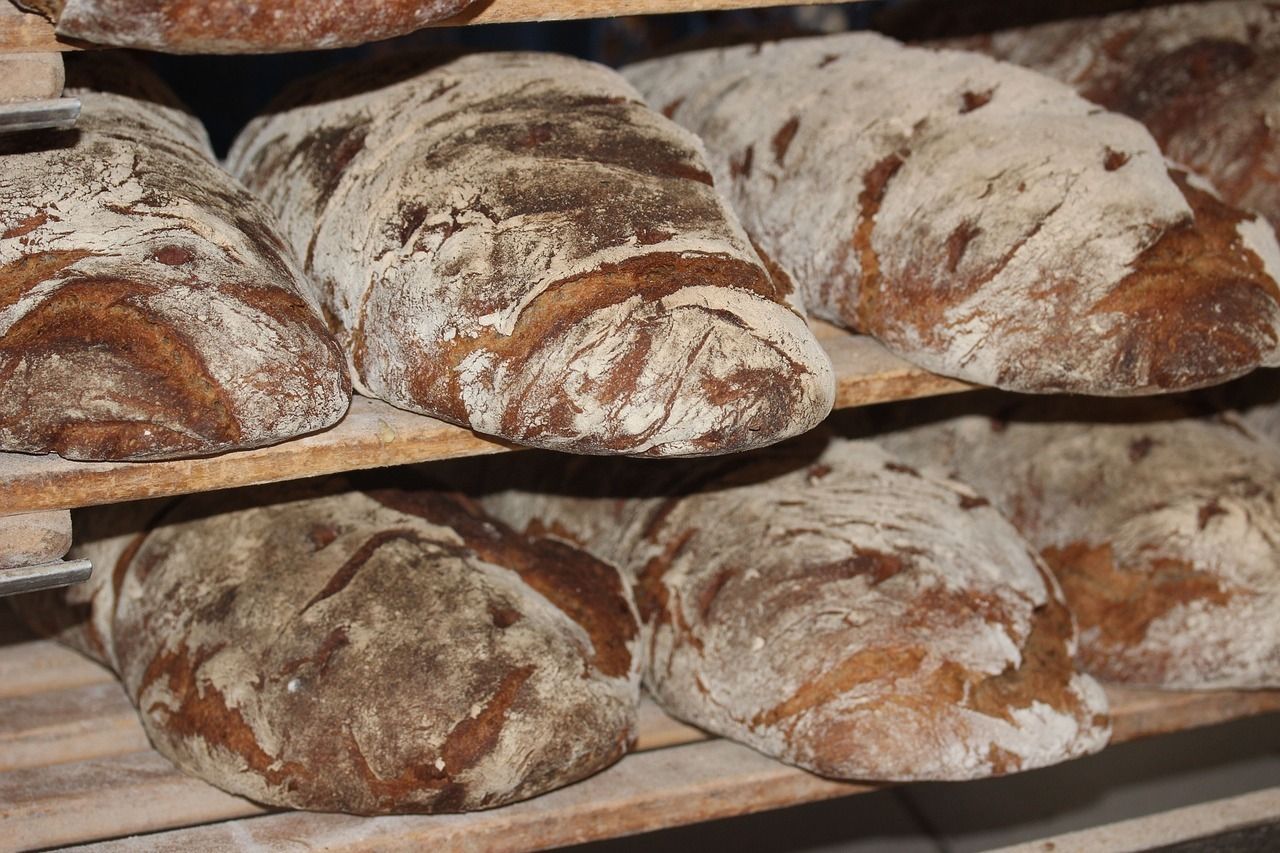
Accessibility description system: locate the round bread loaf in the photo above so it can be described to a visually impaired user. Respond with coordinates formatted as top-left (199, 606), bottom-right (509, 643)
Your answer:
top-left (450, 436), bottom-right (1111, 781)
top-left (18, 480), bottom-right (642, 814)
top-left (16, 0), bottom-right (481, 54)
top-left (228, 52), bottom-right (834, 458)
top-left (0, 56), bottom-right (350, 461)
top-left (876, 396), bottom-right (1280, 689)
top-left (624, 32), bottom-right (1280, 395)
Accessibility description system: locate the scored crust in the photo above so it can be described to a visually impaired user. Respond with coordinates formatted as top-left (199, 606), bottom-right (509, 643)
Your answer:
top-left (228, 52), bottom-right (833, 457)
top-left (446, 436), bottom-right (1111, 781)
top-left (18, 480), bottom-right (642, 814)
top-left (875, 397), bottom-right (1280, 689)
top-left (624, 32), bottom-right (1280, 395)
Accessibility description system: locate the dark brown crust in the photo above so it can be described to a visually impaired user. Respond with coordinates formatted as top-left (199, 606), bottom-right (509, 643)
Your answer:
top-left (53, 0), bottom-right (480, 54)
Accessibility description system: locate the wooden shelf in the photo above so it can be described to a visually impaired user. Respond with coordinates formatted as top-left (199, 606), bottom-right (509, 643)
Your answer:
top-left (1, 623), bottom-right (1277, 851)
top-left (0, 325), bottom-right (971, 517)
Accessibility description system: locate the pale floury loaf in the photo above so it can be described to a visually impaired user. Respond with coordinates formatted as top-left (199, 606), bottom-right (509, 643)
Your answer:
top-left (228, 52), bottom-right (834, 458)
top-left (444, 436), bottom-right (1111, 781)
top-left (875, 396), bottom-right (1280, 689)
top-left (946, 1), bottom-right (1280, 236)
top-left (624, 32), bottom-right (1280, 395)
top-left (10, 479), bottom-right (643, 814)
top-left (0, 56), bottom-right (350, 461)
top-left (15, 0), bottom-right (481, 53)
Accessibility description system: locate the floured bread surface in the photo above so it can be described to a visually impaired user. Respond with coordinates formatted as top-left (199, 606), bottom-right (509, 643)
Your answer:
top-left (625, 32), bottom-right (1280, 394)
top-left (452, 437), bottom-right (1110, 781)
top-left (229, 52), bottom-right (833, 458)
top-left (953, 1), bottom-right (1280, 236)
top-left (51, 480), bottom-right (641, 814)
top-left (0, 56), bottom-right (350, 462)
top-left (877, 397), bottom-right (1280, 689)
top-left (24, 0), bottom-right (479, 54)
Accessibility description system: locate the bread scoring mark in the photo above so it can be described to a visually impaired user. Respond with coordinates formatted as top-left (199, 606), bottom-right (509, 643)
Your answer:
top-left (3, 211), bottom-right (49, 239)
top-left (1089, 170), bottom-right (1280, 390)
top-left (1197, 498), bottom-right (1227, 530)
top-left (851, 152), bottom-right (905, 331)
top-left (944, 220), bottom-right (981, 273)
top-left (279, 626), bottom-right (350, 678)
top-left (697, 567), bottom-right (736, 621)
top-left (489, 603), bottom-right (522, 628)
top-left (960, 88), bottom-right (994, 113)
top-left (883, 460), bottom-right (919, 477)
top-left (1042, 541), bottom-right (1233, 679)
top-left (1103, 148), bottom-right (1130, 171)
top-left (0, 249), bottom-right (97, 315)
top-left (772, 117), bottom-right (800, 166)
top-left (0, 277), bottom-right (244, 459)
top-left (307, 522), bottom-right (340, 550)
top-left (151, 245), bottom-right (196, 266)
top-left (661, 97), bottom-right (684, 118)
top-left (958, 493), bottom-right (990, 510)
top-left (139, 642), bottom-right (308, 788)
top-left (363, 488), bottom-right (637, 678)
top-left (440, 664), bottom-right (535, 774)
top-left (730, 144), bottom-right (754, 178)
top-left (751, 645), bottom-right (927, 730)
top-left (301, 528), bottom-right (428, 613)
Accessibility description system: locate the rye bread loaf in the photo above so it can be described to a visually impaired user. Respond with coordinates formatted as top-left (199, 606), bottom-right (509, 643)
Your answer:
top-left (0, 56), bottom-right (350, 461)
top-left (11, 479), bottom-right (642, 814)
top-left (874, 396), bottom-right (1280, 689)
top-left (947, 1), bottom-right (1280, 237)
top-left (228, 52), bottom-right (834, 458)
top-left (448, 437), bottom-right (1110, 781)
top-left (624, 32), bottom-right (1280, 395)
top-left (14, 0), bottom-right (480, 54)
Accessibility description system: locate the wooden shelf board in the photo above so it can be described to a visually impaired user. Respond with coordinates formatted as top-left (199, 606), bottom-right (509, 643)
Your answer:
top-left (1, 631), bottom-right (1277, 851)
top-left (0, 327), bottom-right (972, 516)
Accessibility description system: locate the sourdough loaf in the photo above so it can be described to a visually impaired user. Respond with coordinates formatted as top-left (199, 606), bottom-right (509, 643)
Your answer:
top-left (0, 56), bottom-right (350, 461)
top-left (228, 52), bottom-right (834, 458)
top-left (875, 397), bottom-right (1280, 689)
top-left (449, 437), bottom-right (1110, 781)
top-left (624, 32), bottom-right (1280, 395)
top-left (12, 479), bottom-right (642, 814)
top-left (15, 0), bottom-right (480, 54)
top-left (944, 1), bottom-right (1280, 236)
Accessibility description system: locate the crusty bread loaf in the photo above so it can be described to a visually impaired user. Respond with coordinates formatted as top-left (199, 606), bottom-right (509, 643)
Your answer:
top-left (945, 1), bottom-right (1280, 236)
top-left (12, 479), bottom-right (642, 814)
top-left (228, 52), bottom-right (834, 458)
top-left (15, 0), bottom-right (480, 54)
top-left (447, 436), bottom-right (1110, 781)
top-left (624, 32), bottom-right (1280, 395)
top-left (874, 396), bottom-right (1280, 689)
top-left (0, 56), bottom-right (350, 461)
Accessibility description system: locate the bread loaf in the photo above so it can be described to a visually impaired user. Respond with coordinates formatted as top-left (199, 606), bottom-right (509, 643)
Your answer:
top-left (0, 56), bottom-right (350, 461)
top-left (11, 479), bottom-right (642, 814)
top-left (875, 397), bottom-right (1280, 689)
top-left (624, 32), bottom-right (1280, 395)
top-left (15, 0), bottom-right (480, 54)
top-left (448, 436), bottom-right (1110, 781)
top-left (946, 1), bottom-right (1280, 236)
top-left (228, 52), bottom-right (834, 458)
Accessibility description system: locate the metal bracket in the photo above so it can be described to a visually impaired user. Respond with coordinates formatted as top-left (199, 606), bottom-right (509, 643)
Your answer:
top-left (0, 559), bottom-right (91, 597)
top-left (0, 96), bottom-right (80, 134)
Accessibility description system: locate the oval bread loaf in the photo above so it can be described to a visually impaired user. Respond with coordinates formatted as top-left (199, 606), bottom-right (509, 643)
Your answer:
top-left (947, 1), bottom-right (1280, 236)
top-left (875, 397), bottom-right (1280, 689)
top-left (228, 52), bottom-right (834, 458)
top-left (12, 479), bottom-right (643, 814)
top-left (624, 32), bottom-right (1280, 395)
top-left (448, 437), bottom-right (1111, 781)
top-left (0, 56), bottom-right (350, 461)
top-left (15, 0), bottom-right (481, 54)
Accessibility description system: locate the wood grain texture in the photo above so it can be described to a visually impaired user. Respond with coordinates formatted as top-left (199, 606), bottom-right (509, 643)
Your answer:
top-left (433, 0), bottom-right (857, 26)
top-left (0, 1), bottom-right (83, 53)
top-left (0, 330), bottom-right (970, 517)
top-left (0, 624), bottom-right (1277, 851)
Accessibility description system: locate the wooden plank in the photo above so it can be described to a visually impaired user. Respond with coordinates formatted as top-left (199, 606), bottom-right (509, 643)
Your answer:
top-left (0, 50), bottom-right (61, 102)
top-left (0, 636), bottom-right (112, 699)
top-left (434, 0), bottom-right (858, 26)
top-left (66, 739), bottom-right (865, 853)
top-left (0, 329), bottom-right (970, 517)
top-left (0, 750), bottom-right (269, 852)
top-left (0, 2), bottom-right (84, 53)
top-left (991, 786), bottom-right (1280, 853)
top-left (0, 681), bottom-right (144, 771)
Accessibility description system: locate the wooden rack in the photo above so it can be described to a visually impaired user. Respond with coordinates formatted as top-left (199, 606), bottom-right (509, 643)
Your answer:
top-left (1, 0), bottom-right (1278, 850)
